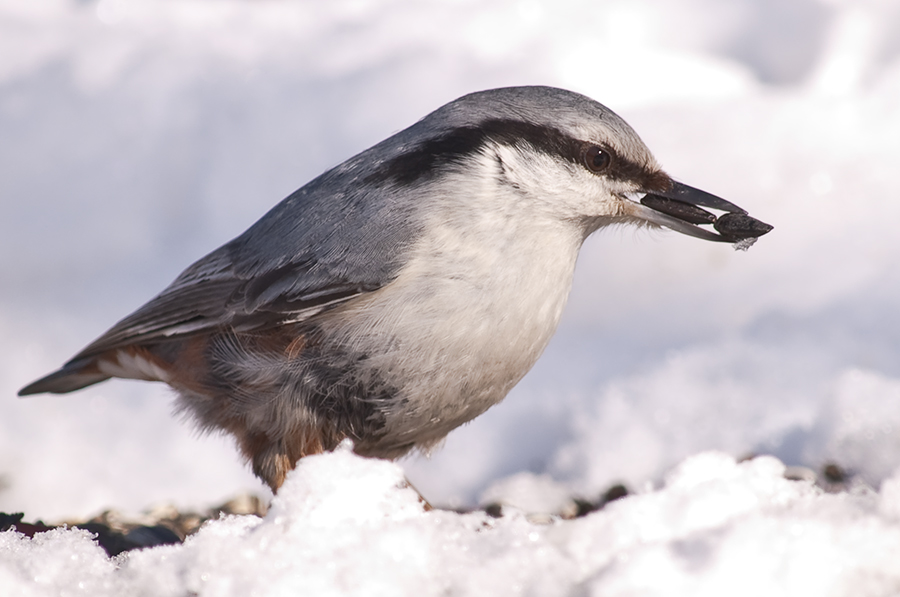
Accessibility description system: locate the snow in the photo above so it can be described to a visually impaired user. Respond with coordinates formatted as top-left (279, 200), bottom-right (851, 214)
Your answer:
top-left (3, 0), bottom-right (900, 593)
top-left (6, 448), bottom-right (900, 595)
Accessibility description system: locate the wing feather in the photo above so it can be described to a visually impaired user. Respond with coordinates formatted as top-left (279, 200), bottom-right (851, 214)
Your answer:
top-left (69, 168), bottom-right (421, 361)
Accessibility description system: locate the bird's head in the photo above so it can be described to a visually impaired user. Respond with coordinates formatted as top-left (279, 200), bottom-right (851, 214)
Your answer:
top-left (364, 86), bottom-right (771, 247)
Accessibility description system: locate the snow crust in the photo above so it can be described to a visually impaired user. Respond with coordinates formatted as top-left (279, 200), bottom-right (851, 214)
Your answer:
top-left (5, 449), bottom-right (900, 596)
top-left (4, 0), bottom-right (900, 593)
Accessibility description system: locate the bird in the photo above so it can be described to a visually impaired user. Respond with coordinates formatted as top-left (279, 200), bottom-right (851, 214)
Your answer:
top-left (19, 86), bottom-right (772, 491)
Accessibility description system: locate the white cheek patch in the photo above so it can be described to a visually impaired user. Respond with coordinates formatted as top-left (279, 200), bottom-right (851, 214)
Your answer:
top-left (97, 350), bottom-right (172, 383)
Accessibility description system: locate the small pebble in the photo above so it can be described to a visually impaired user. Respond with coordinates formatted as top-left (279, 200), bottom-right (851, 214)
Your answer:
top-left (601, 484), bottom-right (629, 505)
top-left (823, 463), bottom-right (846, 484)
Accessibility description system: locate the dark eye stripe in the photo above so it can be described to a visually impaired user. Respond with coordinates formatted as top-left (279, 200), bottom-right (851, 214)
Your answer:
top-left (366, 118), bottom-right (669, 192)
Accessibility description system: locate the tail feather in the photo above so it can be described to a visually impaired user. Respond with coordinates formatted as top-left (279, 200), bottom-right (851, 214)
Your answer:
top-left (18, 358), bottom-right (111, 396)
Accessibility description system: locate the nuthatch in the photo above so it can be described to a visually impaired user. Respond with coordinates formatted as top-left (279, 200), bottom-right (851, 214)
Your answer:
top-left (20, 86), bottom-right (772, 490)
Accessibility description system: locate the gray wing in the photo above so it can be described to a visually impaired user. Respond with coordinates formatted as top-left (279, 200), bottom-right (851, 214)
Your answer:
top-left (71, 163), bottom-right (421, 360)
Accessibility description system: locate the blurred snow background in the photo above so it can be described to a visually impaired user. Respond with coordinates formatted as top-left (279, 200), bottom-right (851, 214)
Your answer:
top-left (2, 0), bottom-right (900, 535)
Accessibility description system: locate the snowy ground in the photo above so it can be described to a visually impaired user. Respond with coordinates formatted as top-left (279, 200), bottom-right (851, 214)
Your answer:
top-left (4, 0), bottom-right (900, 594)
top-left (7, 446), bottom-right (900, 596)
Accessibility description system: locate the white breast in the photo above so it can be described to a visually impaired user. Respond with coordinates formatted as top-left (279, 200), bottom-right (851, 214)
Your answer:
top-left (328, 152), bottom-right (586, 446)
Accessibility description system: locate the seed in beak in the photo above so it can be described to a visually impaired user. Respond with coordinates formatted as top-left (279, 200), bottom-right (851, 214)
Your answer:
top-left (713, 212), bottom-right (774, 241)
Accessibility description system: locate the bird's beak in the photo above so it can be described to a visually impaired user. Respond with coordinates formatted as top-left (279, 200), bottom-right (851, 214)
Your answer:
top-left (628, 181), bottom-right (773, 245)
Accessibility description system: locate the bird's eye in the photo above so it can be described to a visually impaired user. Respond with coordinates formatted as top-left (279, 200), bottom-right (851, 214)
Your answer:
top-left (583, 145), bottom-right (611, 173)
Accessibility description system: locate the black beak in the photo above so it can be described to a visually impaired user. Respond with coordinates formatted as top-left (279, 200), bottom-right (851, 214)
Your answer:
top-left (634, 181), bottom-right (773, 244)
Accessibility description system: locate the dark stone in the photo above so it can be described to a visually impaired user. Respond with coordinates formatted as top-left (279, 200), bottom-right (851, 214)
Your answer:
top-left (823, 462), bottom-right (846, 484)
top-left (483, 503), bottom-right (504, 518)
top-left (601, 484), bottom-right (629, 505)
